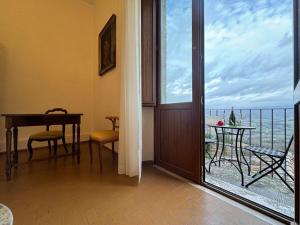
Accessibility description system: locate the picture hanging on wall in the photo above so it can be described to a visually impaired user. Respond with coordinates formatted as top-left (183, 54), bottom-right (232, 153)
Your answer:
top-left (98, 14), bottom-right (116, 76)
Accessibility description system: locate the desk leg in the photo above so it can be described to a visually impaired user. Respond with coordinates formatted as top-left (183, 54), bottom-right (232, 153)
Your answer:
top-left (5, 128), bottom-right (12, 181)
top-left (208, 127), bottom-right (220, 173)
top-left (13, 127), bottom-right (18, 168)
top-left (72, 124), bottom-right (76, 155)
top-left (235, 129), bottom-right (244, 186)
top-left (77, 124), bottom-right (80, 164)
top-left (218, 128), bottom-right (225, 166)
top-left (240, 129), bottom-right (250, 176)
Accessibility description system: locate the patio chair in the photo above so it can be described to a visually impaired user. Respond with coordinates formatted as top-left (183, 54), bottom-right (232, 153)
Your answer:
top-left (205, 138), bottom-right (216, 172)
top-left (244, 136), bottom-right (294, 192)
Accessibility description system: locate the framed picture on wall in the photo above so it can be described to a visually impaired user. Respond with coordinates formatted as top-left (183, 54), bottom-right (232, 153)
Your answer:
top-left (98, 14), bottom-right (116, 76)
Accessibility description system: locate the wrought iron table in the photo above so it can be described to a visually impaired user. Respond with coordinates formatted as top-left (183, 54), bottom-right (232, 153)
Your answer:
top-left (207, 124), bottom-right (256, 186)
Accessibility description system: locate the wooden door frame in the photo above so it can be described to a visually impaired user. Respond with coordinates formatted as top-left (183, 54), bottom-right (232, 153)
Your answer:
top-left (293, 0), bottom-right (299, 223)
top-left (193, 0), bottom-right (204, 184)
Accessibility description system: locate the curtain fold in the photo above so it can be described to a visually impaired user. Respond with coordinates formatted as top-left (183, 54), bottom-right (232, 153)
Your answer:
top-left (118, 0), bottom-right (142, 179)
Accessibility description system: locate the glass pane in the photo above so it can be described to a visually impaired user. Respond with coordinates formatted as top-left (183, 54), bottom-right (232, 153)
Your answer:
top-left (160, 0), bottom-right (192, 104)
top-left (204, 0), bottom-right (294, 218)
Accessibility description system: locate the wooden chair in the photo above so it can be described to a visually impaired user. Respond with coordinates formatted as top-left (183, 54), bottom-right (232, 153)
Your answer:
top-left (89, 116), bottom-right (119, 173)
top-left (27, 108), bottom-right (69, 160)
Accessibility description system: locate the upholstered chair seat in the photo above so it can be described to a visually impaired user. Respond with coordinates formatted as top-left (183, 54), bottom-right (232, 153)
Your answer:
top-left (29, 130), bottom-right (63, 140)
top-left (90, 130), bottom-right (119, 143)
top-left (89, 116), bottom-right (119, 173)
top-left (27, 108), bottom-right (69, 160)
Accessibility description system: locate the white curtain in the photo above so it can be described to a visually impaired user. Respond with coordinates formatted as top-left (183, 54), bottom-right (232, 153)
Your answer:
top-left (118, 0), bottom-right (142, 179)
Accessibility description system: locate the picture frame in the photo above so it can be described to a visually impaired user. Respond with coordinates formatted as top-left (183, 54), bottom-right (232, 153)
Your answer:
top-left (98, 14), bottom-right (116, 76)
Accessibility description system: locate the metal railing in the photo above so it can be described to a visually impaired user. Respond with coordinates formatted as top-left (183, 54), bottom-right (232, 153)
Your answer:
top-left (205, 107), bottom-right (294, 181)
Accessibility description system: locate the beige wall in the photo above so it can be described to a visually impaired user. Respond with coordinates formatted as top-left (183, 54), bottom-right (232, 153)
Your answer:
top-left (0, 0), bottom-right (154, 161)
top-left (93, 0), bottom-right (154, 161)
top-left (93, 0), bottom-right (123, 131)
top-left (0, 0), bottom-right (94, 150)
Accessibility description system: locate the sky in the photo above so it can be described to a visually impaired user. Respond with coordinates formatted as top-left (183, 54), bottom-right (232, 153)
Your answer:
top-left (162, 0), bottom-right (192, 103)
top-left (163, 0), bottom-right (293, 109)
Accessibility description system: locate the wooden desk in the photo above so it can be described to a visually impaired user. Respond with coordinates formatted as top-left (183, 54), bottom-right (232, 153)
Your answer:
top-left (1, 113), bottom-right (83, 180)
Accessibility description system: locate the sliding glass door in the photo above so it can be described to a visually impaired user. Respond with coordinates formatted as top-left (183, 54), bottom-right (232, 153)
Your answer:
top-left (203, 0), bottom-right (295, 220)
top-left (154, 0), bottom-right (299, 222)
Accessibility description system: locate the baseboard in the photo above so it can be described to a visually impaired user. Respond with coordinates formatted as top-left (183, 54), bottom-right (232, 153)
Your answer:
top-left (0, 142), bottom-right (153, 164)
top-left (0, 133), bottom-right (90, 153)
top-left (142, 160), bottom-right (154, 165)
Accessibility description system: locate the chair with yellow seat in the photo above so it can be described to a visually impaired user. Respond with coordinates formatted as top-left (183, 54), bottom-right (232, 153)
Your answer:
top-left (89, 116), bottom-right (119, 173)
top-left (27, 108), bottom-right (69, 160)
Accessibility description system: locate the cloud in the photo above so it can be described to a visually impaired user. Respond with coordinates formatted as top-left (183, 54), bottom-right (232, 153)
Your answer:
top-left (204, 0), bottom-right (293, 108)
top-left (161, 0), bottom-right (192, 103)
top-left (163, 0), bottom-right (293, 108)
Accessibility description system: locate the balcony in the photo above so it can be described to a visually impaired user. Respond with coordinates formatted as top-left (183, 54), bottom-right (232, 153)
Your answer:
top-left (205, 108), bottom-right (294, 217)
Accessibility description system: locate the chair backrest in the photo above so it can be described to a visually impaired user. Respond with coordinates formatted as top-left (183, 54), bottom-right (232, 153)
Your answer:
top-left (45, 108), bottom-right (68, 134)
top-left (46, 108), bottom-right (68, 114)
top-left (105, 116), bottom-right (119, 131)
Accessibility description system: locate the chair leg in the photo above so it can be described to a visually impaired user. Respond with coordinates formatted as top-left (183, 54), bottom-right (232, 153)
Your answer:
top-left (205, 144), bottom-right (216, 165)
top-left (246, 155), bottom-right (294, 192)
top-left (62, 136), bottom-right (68, 153)
top-left (54, 140), bottom-right (58, 156)
top-left (112, 142), bottom-right (115, 161)
top-left (98, 142), bottom-right (103, 174)
top-left (280, 165), bottom-right (294, 181)
top-left (209, 137), bottom-right (220, 173)
top-left (250, 153), bottom-right (277, 178)
top-left (89, 140), bottom-right (93, 164)
top-left (246, 166), bottom-right (274, 188)
top-left (245, 163), bottom-right (294, 192)
top-left (48, 140), bottom-right (52, 154)
top-left (27, 139), bottom-right (33, 161)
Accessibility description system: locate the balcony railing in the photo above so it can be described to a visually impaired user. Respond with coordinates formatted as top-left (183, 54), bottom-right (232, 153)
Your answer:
top-left (205, 107), bottom-right (294, 181)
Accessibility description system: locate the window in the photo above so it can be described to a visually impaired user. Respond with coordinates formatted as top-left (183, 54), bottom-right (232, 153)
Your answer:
top-left (160, 0), bottom-right (192, 104)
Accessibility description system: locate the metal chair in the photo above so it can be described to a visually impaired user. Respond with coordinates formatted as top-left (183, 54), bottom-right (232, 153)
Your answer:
top-left (89, 116), bottom-right (119, 173)
top-left (27, 108), bottom-right (68, 160)
top-left (205, 138), bottom-right (216, 172)
top-left (244, 136), bottom-right (294, 192)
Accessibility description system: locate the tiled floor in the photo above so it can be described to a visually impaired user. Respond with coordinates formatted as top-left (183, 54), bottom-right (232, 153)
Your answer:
top-left (0, 144), bottom-right (281, 225)
top-left (205, 151), bottom-right (294, 217)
